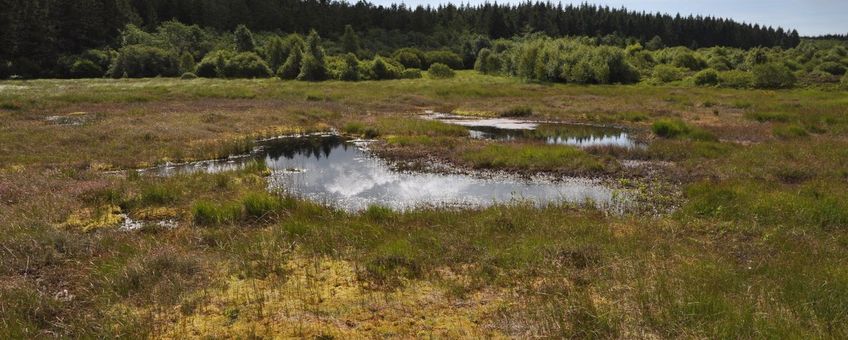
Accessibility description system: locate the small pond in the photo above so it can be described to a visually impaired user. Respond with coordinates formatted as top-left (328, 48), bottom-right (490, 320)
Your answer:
top-left (427, 113), bottom-right (643, 149)
top-left (146, 134), bottom-right (631, 212)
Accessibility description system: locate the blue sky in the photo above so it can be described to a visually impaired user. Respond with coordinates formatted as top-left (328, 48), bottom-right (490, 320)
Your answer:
top-left (367, 0), bottom-right (848, 36)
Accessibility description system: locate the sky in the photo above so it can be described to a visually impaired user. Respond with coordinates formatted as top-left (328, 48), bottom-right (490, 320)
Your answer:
top-left (367, 0), bottom-right (848, 36)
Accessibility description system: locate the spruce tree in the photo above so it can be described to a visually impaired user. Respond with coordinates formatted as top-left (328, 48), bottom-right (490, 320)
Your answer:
top-left (297, 30), bottom-right (327, 81)
top-left (234, 24), bottom-right (256, 53)
top-left (340, 25), bottom-right (360, 54)
top-left (266, 37), bottom-right (286, 71)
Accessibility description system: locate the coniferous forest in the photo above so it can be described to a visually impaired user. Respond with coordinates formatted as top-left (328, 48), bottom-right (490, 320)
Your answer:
top-left (1, 0), bottom-right (803, 78)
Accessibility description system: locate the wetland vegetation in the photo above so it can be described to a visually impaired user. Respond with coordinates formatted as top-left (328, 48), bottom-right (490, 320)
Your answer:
top-left (2, 0), bottom-right (848, 338)
top-left (2, 71), bottom-right (847, 338)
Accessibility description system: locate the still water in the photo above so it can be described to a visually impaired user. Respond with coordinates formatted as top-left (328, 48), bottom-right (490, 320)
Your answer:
top-left (147, 135), bottom-right (630, 212)
top-left (427, 113), bottom-right (643, 149)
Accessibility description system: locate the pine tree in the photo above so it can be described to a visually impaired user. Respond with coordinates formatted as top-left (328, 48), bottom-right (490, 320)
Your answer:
top-left (266, 37), bottom-right (286, 71)
top-left (340, 25), bottom-right (360, 54)
top-left (234, 24), bottom-right (256, 53)
top-left (297, 30), bottom-right (327, 81)
top-left (277, 46), bottom-right (302, 80)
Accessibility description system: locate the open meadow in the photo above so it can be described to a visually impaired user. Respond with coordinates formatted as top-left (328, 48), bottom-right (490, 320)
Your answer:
top-left (1, 72), bottom-right (847, 338)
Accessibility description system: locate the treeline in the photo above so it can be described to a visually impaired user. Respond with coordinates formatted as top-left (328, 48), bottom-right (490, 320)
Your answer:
top-left (0, 0), bottom-right (801, 78)
top-left (477, 36), bottom-right (848, 88)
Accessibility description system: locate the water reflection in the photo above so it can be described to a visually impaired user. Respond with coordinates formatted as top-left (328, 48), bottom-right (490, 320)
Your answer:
top-left (428, 113), bottom-right (643, 149)
top-left (147, 135), bottom-right (630, 212)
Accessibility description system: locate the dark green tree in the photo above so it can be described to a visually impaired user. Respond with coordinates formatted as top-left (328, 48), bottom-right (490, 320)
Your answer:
top-left (234, 24), bottom-right (256, 53)
top-left (297, 30), bottom-right (327, 81)
top-left (340, 25), bottom-right (360, 54)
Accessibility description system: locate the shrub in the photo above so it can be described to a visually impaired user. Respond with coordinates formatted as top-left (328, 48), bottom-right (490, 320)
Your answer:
top-left (428, 63), bottom-right (455, 79)
top-left (178, 52), bottom-right (196, 74)
top-left (652, 64), bottom-right (685, 83)
top-left (718, 70), bottom-right (754, 89)
top-left (400, 68), bottom-right (422, 79)
top-left (424, 50), bottom-right (463, 69)
top-left (277, 46), bottom-right (302, 80)
top-left (297, 54), bottom-right (327, 81)
top-left (745, 48), bottom-right (769, 67)
top-left (337, 53), bottom-right (361, 81)
top-left (394, 51), bottom-right (422, 69)
top-left (369, 56), bottom-right (401, 80)
top-left (474, 48), bottom-right (504, 74)
top-left (70, 59), bottom-right (103, 78)
top-left (180, 72), bottom-right (197, 80)
top-left (109, 45), bottom-right (179, 78)
top-left (752, 63), bottom-right (796, 89)
top-left (195, 50), bottom-right (232, 78)
top-left (817, 61), bottom-right (846, 76)
top-left (195, 60), bottom-right (217, 77)
top-left (671, 50), bottom-right (705, 70)
top-left (692, 68), bottom-right (719, 86)
top-left (707, 56), bottom-right (732, 71)
top-left (652, 119), bottom-right (690, 138)
top-left (221, 52), bottom-right (272, 78)
top-left (841, 73), bottom-right (848, 89)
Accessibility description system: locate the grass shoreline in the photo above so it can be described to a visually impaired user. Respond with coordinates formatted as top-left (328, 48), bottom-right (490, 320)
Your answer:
top-left (1, 75), bottom-right (847, 338)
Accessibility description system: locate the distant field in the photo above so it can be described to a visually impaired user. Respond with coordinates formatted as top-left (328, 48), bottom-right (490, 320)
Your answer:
top-left (1, 73), bottom-right (847, 338)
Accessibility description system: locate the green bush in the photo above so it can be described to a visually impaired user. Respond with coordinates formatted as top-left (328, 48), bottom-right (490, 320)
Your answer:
top-left (816, 61), bottom-right (846, 76)
top-left (718, 70), bottom-right (754, 89)
top-left (428, 63), bottom-right (455, 79)
top-left (841, 73), bottom-right (848, 89)
top-left (652, 119), bottom-right (691, 138)
top-left (752, 63), bottom-right (796, 89)
top-left (277, 46), bottom-right (302, 80)
top-left (195, 50), bottom-right (232, 78)
top-left (109, 45), bottom-right (179, 78)
top-left (178, 52), bottom-right (196, 74)
top-left (400, 68), bottom-right (422, 79)
top-left (652, 64), bottom-right (685, 83)
top-left (474, 48), bottom-right (504, 74)
top-left (70, 59), bottom-right (103, 78)
top-left (707, 56), bottom-right (732, 71)
top-left (338, 53), bottom-right (361, 81)
top-left (671, 51), bottom-right (706, 70)
top-left (394, 51), bottom-right (422, 69)
top-left (392, 48), bottom-right (427, 67)
top-left (692, 68), bottom-right (719, 86)
top-left (369, 56), bottom-right (402, 80)
top-left (221, 52), bottom-right (272, 78)
top-left (424, 50), bottom-right (463, 69)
